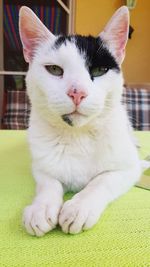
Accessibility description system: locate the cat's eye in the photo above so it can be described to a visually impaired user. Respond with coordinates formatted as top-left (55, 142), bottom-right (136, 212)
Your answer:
top-left (45, 65), bottom-right (63, 76)
top-left (90, 67), bottom-right (108, 78)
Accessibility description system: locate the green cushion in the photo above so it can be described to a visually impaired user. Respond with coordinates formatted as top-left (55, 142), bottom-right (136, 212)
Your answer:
top-left (0, 130), bottom-right (150, 267)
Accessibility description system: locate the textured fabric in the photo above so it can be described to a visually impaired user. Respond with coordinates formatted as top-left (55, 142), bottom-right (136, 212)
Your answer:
top-left (0, 131), bottom-right (150, 267)
top-left (2, 90), bottom-right (30, 129)
top-left (122, 87), bottom-right (150, 130)
top-left (2, 87), bottom-right (150, 130)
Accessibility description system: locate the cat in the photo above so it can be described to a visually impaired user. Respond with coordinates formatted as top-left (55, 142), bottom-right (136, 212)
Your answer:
top-left (19, 6), bottom-right (141, 236)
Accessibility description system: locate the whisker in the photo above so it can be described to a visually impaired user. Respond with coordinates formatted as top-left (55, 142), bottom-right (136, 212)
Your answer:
top-left (96, 42), bottom-right (104, 54)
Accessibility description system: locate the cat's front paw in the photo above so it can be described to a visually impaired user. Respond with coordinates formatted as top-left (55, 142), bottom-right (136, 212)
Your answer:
top-left (23, 202), bottom-right (61, 236)
top-left (59, 196), bottom-right (101, 234)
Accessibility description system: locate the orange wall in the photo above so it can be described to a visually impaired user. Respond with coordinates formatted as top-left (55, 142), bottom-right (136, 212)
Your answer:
top-left (75, 0), bottom-right (150, 83)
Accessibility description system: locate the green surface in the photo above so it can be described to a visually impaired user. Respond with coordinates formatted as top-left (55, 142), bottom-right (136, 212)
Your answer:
top-left (0, 130), bottom-right (150, 267)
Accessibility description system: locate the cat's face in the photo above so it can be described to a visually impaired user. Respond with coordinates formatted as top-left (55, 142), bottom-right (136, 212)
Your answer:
top-left (19, 6), bottom-right (129, 128)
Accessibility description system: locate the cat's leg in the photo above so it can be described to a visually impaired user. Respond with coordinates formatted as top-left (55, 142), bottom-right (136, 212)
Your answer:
top-left (23, 170), bottom-right (63, 236)
top-left (59, 167), bottom-right (141, 234)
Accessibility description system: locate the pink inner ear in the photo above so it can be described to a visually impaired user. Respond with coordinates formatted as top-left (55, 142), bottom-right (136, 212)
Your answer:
top-left (100, 7), bottom-right (129, 64)
top-left (118, 19), bottom-right (128, 48)
top-left (23, 47), bottom-right (34, 63)
top-left (20, 23), bottom-right (44, 62)
top-left (20, 26), bottom-right (52, 62)
top-left (115, 20), bottom-right (128, 59)
top-left (21, 30), bottom-right (41, 62)
top-left (19, 7), bottom-right (54, 63)
top-left (21, 31), bottom-right (34, 62)
top-left (118, 20), bottom-right (129, 54)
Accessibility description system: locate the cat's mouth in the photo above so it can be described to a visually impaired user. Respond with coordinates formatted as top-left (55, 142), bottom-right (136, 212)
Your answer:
top-left (62, 111), bottom-right (84, 126)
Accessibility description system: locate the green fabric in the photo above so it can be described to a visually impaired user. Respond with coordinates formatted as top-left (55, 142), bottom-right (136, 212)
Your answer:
top-left (0, 130), bottom-right (150, 267)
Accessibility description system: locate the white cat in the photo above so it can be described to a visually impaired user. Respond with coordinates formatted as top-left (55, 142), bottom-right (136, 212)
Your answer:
top-left (19, 6), bottom-right (141, 236)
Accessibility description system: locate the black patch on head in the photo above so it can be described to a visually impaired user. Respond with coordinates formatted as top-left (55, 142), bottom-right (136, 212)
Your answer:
top-left (54, 35), bottom-right (120, 79)
top-left (54, 36), bottom-right (70, 48)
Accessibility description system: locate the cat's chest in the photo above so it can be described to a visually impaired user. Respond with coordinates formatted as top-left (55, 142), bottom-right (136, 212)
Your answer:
top-left (31, 133), bottom-right (107, 190)
top-left (31, 130), bottom-right (117, 191)
top-left (52, 145), bottom-right (96, 191)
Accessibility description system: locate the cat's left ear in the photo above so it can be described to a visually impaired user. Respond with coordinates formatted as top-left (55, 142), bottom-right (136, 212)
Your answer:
top-left (100, 6), bottom-right (129, 64)
top-left (19, 6), bottom-right (56, 63)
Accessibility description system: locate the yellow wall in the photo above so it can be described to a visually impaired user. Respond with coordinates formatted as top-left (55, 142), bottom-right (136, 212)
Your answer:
top-left (75, 0), bottom-right (150, 84)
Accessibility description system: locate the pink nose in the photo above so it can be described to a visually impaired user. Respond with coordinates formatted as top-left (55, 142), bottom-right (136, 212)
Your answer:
top-left (67, 88), bottom-right (87, 106)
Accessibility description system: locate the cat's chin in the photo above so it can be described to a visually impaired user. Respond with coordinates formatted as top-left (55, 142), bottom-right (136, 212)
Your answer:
top-left (61, 111), bottom-right (89, 128)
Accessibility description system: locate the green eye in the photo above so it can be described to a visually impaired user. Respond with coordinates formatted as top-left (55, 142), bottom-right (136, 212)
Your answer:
top-left (45, 65), bottom-right (63, 76)
top-left (90, 67), bottom-right (108, 78)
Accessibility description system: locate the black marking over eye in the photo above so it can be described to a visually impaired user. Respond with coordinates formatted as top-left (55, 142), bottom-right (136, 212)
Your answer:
top-left (54, 35), bottom-right (120, 80)
top-left (54, 36), bottom-right (73, 49)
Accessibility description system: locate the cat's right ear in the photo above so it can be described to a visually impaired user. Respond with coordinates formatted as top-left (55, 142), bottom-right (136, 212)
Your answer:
top-left (99, 6), bottom-right (129, 64)
top-left (19, 6), bottom-right (55, 63)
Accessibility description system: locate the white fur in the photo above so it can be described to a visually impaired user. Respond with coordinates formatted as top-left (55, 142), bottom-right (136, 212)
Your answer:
top-left (20, 7), bottom-right (142, 236)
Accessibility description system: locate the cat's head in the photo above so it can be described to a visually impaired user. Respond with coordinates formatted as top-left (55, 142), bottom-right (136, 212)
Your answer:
top-left (19, 6), bottom-right (129, 128)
